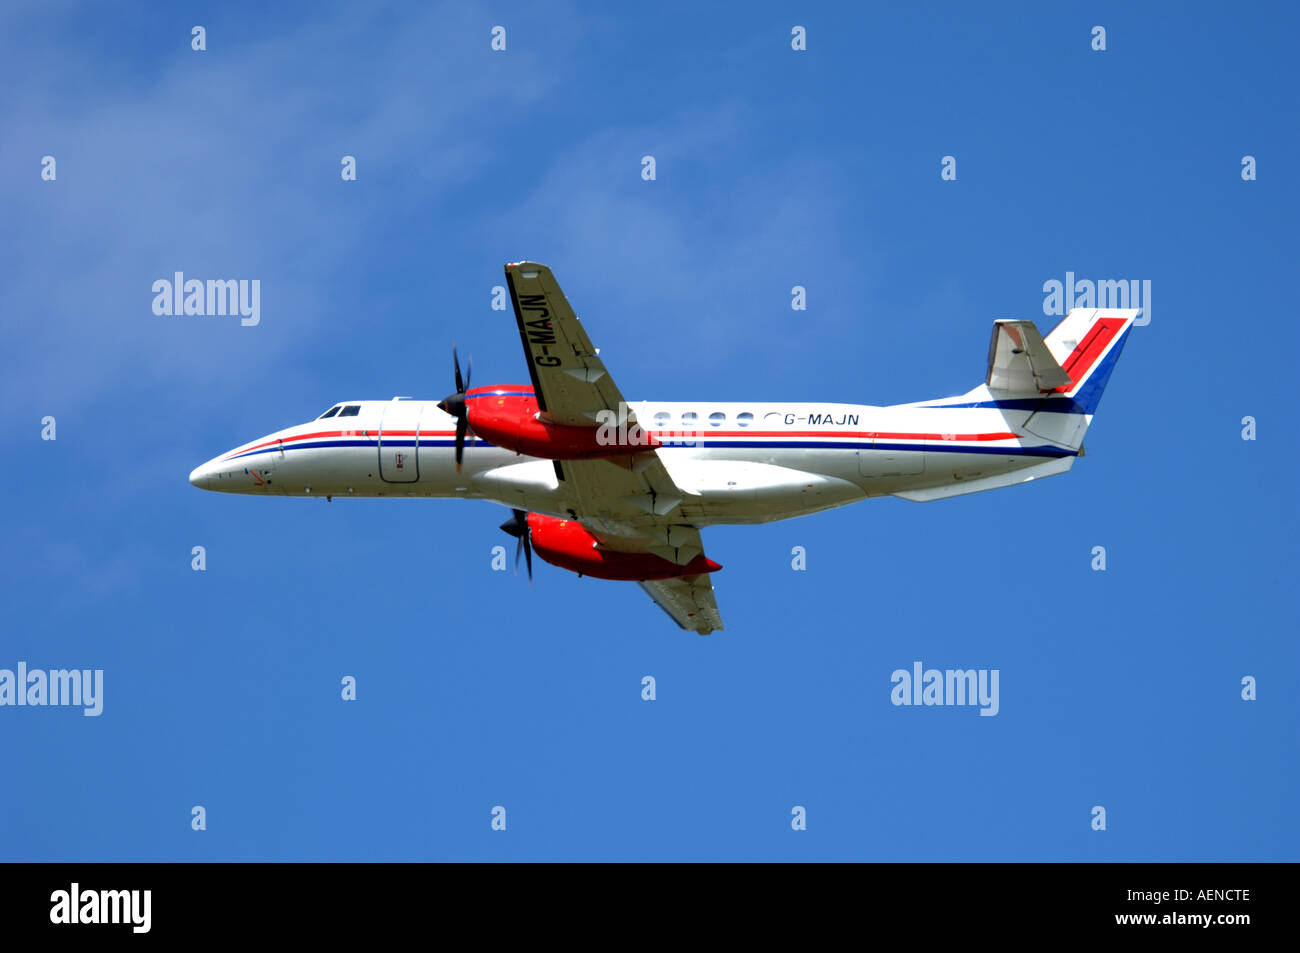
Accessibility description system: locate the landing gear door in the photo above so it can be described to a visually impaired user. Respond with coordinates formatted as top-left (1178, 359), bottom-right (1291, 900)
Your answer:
top-left (379, 400), bottom-right (421, 483)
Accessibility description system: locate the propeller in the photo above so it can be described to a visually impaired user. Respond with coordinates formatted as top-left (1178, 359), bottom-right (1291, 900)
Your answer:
top-left (436, 343), bottom-right (472, 471)
top-left (498, 508), bottom-right (533, 584)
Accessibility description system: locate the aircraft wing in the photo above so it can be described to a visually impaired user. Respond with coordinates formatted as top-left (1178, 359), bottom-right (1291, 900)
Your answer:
top-left (504, 261), bottom-right (637, 427)
top-left (502, 261), bottom-right (725, 634)
top-left (551, 456), bottom-right (726, 634)
top-left (639, 575), bottom-right (724, 635)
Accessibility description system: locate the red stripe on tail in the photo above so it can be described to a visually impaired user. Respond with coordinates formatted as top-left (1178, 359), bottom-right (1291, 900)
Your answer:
top-left (1055, 317), bottom-right (1126, 393)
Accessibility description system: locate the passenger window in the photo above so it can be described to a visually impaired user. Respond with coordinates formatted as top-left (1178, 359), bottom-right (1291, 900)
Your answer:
top-left (318, 405), bottom-right (341, 419)
top-left (338, 405), bottom-right (361, 417)
top-left (736, 412), bottom-right (754, 427)
top-left (680, 412), bottom-right (697, 427)
top-left (708, 412), bottom-right (726, 427)
top-left (653, 412), bottom-right (670, 428)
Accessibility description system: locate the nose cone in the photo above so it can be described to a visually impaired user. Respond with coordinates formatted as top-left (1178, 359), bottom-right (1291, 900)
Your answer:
top-left (189, 461), bottom-right (213, 490)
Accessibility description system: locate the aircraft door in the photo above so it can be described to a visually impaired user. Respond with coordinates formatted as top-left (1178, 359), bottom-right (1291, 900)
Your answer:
top-left (379, 400), bottom-right (421, 483)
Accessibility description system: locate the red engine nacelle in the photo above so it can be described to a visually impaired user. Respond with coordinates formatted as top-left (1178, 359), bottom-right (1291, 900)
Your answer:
top-left (527, 513), bottom-right (721, 582)
top-left (465, 386), bottom-right (659, 460)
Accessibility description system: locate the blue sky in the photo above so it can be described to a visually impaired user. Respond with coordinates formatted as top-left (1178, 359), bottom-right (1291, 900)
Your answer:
top-left (2, 1), bottom-right (1296, 860)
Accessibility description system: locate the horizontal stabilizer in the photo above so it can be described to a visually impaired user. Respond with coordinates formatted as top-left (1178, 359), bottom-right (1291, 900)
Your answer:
top-left (986, 320), bottom-right (1072, 393)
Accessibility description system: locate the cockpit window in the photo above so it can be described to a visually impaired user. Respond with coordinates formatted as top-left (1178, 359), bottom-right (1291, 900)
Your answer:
top-left (318, 405), bottom-right (341, 419)
top-left (338, 405), bottom-right (361, 417)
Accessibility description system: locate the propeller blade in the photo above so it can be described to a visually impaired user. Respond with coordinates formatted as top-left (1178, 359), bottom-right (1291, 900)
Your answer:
top-left (444, 343), bottom-right (474, 472)
top-left (454, 415), bottom-right (468, 471)
top-left (498, 509), bottom-right (533, 584)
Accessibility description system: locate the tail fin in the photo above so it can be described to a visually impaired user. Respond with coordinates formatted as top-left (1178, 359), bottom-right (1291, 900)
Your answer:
top-left (1041, 308), bottom-right (1139, 414)
top-left (1017, 308), bottom-right (1139, 449)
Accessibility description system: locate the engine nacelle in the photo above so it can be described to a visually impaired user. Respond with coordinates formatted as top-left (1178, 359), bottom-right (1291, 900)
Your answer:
top-left (466, 386), bottom-right (659, 460)
top-left (528, 513), bottom-right (721, 581)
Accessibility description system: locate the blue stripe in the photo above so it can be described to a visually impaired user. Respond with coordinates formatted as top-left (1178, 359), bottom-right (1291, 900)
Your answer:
top-left (1070, 325), bottom-right (1131, 415)
top-left (230, 438), bottom-right (1075, 460)
top-left (873, 442), bottom-right (1073, 458)
top-left (685, 440), bottom-right (1074, 458)
top-left (916, 397), bottom-right (1088, 414)
top-left (919, 325), bottom-right (1132, 415)
top-left (228, 440), bottom-right (375, 460)
top-left (230, 439), bottom-right (466, 460)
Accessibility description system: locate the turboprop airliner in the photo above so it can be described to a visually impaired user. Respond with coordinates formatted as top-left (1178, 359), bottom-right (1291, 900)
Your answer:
top-left (189, 261), bottom-right (1138, 634)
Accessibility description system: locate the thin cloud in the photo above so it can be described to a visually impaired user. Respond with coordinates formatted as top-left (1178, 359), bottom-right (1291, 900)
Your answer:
top-left (0, 3), bottom-right (573, 419)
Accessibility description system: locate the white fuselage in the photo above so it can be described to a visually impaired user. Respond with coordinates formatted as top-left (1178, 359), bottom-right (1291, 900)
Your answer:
top-left (189, 393), bottom-right (1079, 525)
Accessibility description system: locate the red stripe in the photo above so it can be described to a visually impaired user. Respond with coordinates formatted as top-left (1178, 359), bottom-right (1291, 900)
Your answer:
top-left (651, 430), bottom-right (1020, 441)
top-left (1056, 317), bottom-right (1126, 392)
top-left (224, 427), bottom-right (1021, 459)
top-left (222, 429), bottom-right (459, 459)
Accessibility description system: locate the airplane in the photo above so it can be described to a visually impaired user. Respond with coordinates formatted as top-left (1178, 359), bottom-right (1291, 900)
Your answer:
top-left (189, 261), bottom-right (1139, 634)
